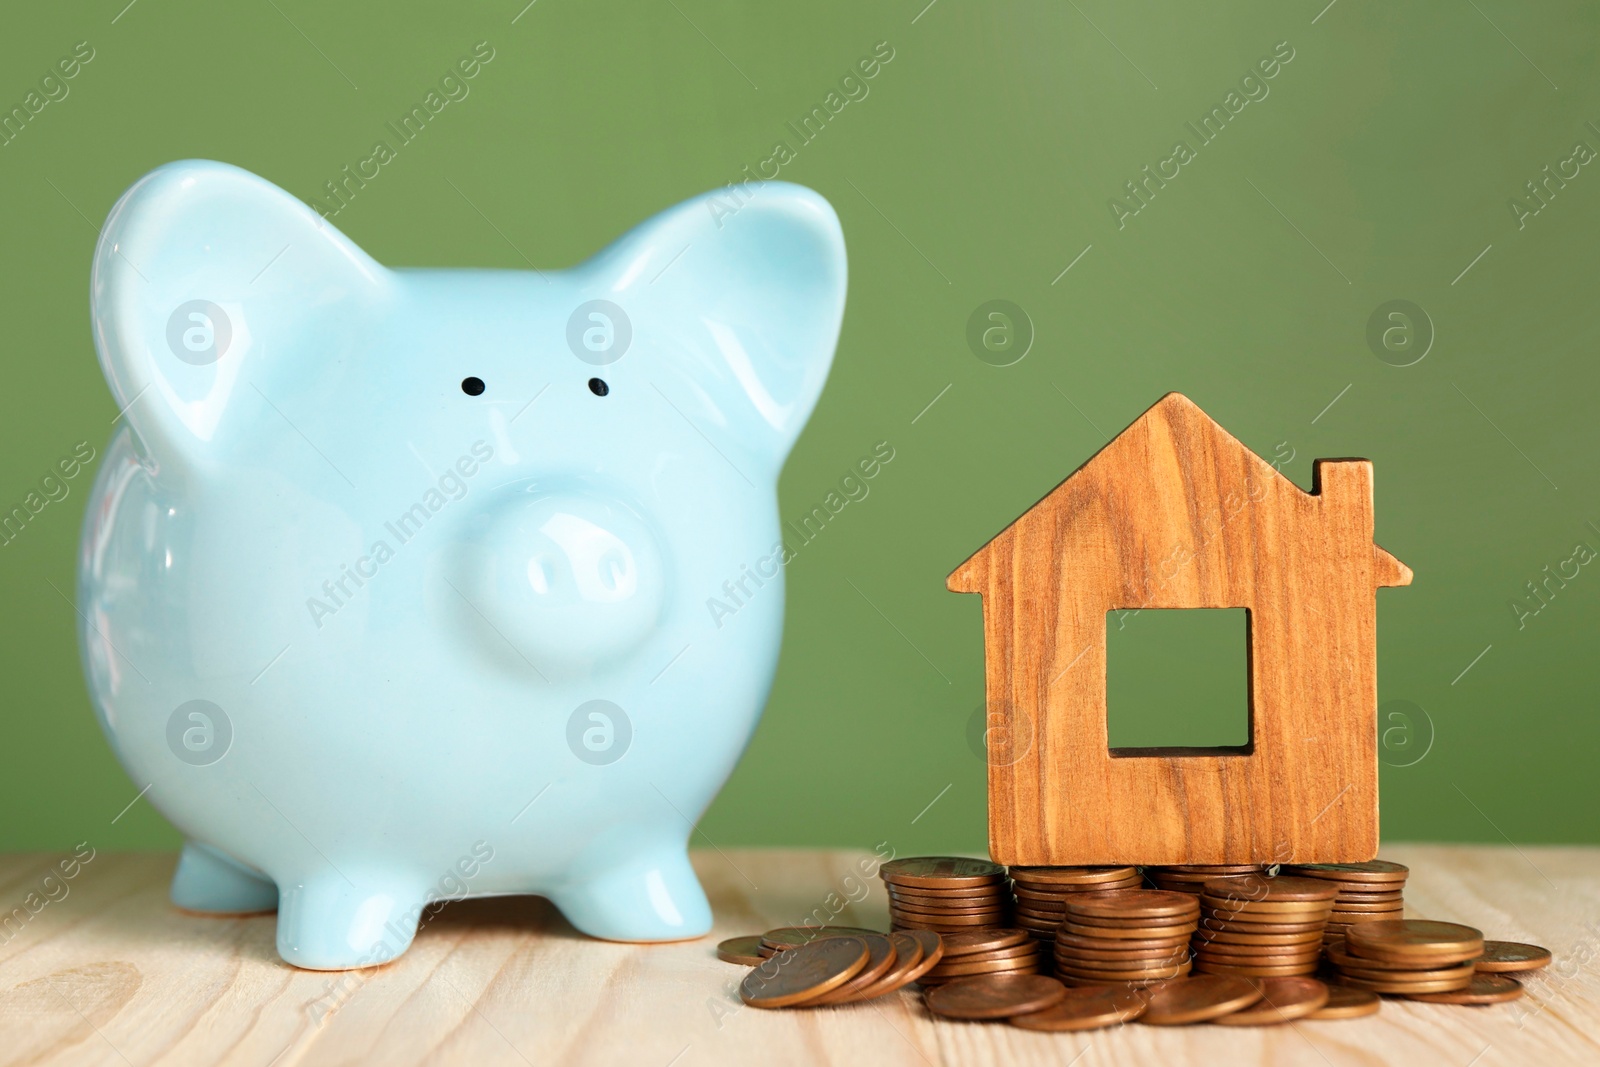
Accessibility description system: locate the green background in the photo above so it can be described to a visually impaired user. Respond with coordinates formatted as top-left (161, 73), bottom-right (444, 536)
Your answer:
top-left (3, 0), bottom-right (1596, 854)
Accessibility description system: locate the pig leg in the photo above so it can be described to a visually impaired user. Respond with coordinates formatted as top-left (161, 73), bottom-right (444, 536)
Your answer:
top-left (549, 841), bottom-right (712, 942)
top-left (170, 842), bottom-right (278, 915)
top-left (274, 872), bottom-right (430, 970)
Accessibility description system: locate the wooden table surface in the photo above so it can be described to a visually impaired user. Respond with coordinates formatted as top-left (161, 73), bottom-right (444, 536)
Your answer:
top-left (1, 844), bottom-right (1597, 1065)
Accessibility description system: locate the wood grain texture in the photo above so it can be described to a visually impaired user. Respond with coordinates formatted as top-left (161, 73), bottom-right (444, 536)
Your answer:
top-left (0, 846), bottom-right (1593, 1066)
top-left (948, 393), bottom-right (1412, 865)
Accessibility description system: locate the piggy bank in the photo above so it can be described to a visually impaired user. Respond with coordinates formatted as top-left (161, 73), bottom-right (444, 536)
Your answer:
top-left (77, 161), bottom-right (845, 969)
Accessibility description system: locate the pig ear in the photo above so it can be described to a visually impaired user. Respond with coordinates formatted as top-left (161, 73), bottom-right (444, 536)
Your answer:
top-left (91, 160), bottom-right (387, 462)
top-left (588, 182), bottom-right (846, 472)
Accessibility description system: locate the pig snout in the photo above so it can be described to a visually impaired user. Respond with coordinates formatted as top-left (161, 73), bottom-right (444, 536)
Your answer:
top-left (460, 490), bottom-right (667, 672)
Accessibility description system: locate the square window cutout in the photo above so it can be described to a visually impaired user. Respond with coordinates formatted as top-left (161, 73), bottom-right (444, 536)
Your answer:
top-left (1106, 607), bottom-right (1251, 755)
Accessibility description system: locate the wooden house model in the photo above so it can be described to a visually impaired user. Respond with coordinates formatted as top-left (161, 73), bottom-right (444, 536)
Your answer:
top-left (947, 393), bottom-right (1411, 864)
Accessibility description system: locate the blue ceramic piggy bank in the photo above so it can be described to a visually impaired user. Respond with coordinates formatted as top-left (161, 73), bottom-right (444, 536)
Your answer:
top-left (77, 161), bottom-right (845, 969)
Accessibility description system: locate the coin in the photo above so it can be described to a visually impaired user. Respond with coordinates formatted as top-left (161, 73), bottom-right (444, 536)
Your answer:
top-left (1067, 911), bottom-right (1197, 929)
top-left (1212, 977), bottom-right (1330, 1025)
top-left (1199, 917), bottom-right (1327, 934)
top-left (1203, 876), bottom-right (1340, 903)
top-left (1060, 921), bottom-right (1194, 942)
top-left (761, 926), bottom-right (880, 952)
top-left (1193, 961), bottom-right (1323, 978)
top-left (1056, 962), bottom-right (1190, 983)
top-left (940, 928), bottom-right (1031, 954)
top-left (1476, 941), bottom-right (1552, 973)
top-left (1336, 973), bottom-right (1474, 995)
top-left (881, 857), bottom-right (1006, 888)
top-left (1055, 930), bottom-right (1192, 953)
top-left (740, 936), bottom-right (870, 1008)
top-left (924, 973), bottom-right (1067, 1019)
top-left (1009, 985), bottom-right (1149, 1031)
top-left (834, 931), bottom-right (927, 1003)
top-left (1334, 960), bottom-right (1477, 984)
top-left (1281, 861), bottom-right (1409, 884)
top-left (717, 935), bottom-right (767, 966)
top-left (1008, 865), bottom-right (1141, 885)
top-left (1307, 985), bottom-right (1381, 1019)
top-left (930, 955), bottom-right (1043, 978)
top-left (890, 888), bottom-right (1006, 907)
top-left (1203, 897), bottom-right (1335, 916)
top-left (1057, 942), bottom-right (1190, 963)
top-left (1345, 921), bottom-right (1484, 963)
top-left (1194, 946), bottom-right (1323, 965)
top-left (805, 934), bottom-right (901, 1005)
top-left (1194, 927), bottom-right (1325, 946)
top-left (1140, 975), bottom-right (1263, 1025)
top-left (1406, 973), bottom-right (1524, 1004)
top-left (1066, 890), bottom-right (1201, 920)
top-left (1325, 940), bottom-right (1459, 973)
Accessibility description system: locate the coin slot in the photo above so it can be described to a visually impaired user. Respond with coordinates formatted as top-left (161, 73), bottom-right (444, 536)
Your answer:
top-left (1105, 607), bottom-right (1252, 756)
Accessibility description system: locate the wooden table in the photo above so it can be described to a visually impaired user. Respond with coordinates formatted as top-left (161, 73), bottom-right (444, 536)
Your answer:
top-left (2, 845), bottom-right (1596, 1065)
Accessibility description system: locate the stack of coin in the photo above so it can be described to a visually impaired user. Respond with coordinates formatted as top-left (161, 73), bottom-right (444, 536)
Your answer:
top-left (1053, 889), bottom-right (1198, 987)
top-left (916, 927), bottom-right (1040, 986)
top-left (1144, 865), bottom-right (1266, 896)
top-left (1190, 875), bottom-right (1335, 979)
top-left (1280, 861), bottom-right (1408, 947)
top-left (750, 925), bottom-right (881, 959)
top-left (1328, 920), bottom-right (1482, 997)
top-left (732, 929), bottom-right (948, 1007)
top-left (1007, 865), bottom-right (1141, 951)
top-left (880, 857), bottom-right (1011, 934)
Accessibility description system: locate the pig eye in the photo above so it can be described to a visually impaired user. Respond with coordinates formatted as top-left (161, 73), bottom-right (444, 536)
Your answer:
top-left (588, 378), bottom-right (610, 397)
top-left (461, 377), bottom-right (485, 396)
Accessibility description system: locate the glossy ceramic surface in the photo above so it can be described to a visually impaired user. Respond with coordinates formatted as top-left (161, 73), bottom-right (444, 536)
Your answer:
top-left (77, 161), bottom-right (845, 969)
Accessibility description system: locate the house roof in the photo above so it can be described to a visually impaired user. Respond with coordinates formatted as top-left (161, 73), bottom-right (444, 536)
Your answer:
top-left (948, 391), bottom-right (1412, 590)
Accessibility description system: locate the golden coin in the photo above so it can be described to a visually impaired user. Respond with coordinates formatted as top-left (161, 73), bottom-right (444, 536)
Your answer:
top-left (761, 925), bottom-right (880, 952)
top-left (717, 935), bottom-right (767, 966)
top-left (1476, 941), bottom-right (1552, 973)
top-left (1065, 890), bottom-right (1201, 920)
top-left (1009, 985), bottom-right (1149, 1031)
top-left (740, 936), bottom-right (870, 1008)
top-left (881, 857), bottom-right (1005, 888)
top-left (1281, 861), bottom-right (1409, 884)
top-left (939, 927), bottom-right (1030, 955)
top-left (1335, 973), bottom-right (1474, 995)
top-left (834, 931), bottom-right (926, 1003)
top-left (924, 973), bottom-right (1067, 1020)
top-left (1203, 875), bottom-right (1340, 903)
top-left (1059, 921), bottom-right (1194, 942)
top-left (1140, 975), bottom-right (1263, 1025)
top-left (1406, 973), bottom-right (1524, 1004)
top-left (1307, 985), bottom-right (1381, 1019)
top-left (1345, 921), bottom-right (1484, 963)
top-left (1212, 976), bottom-right (1330, 1025)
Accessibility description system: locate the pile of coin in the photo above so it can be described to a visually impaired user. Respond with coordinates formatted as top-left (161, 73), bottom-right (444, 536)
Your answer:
top-left (916, 927), bottom-right (1041, 986)
top-left (880, 857), bottom-right (1012, 934)
top-left (1053, 889), bottom-right (1198, 987)
top-left (1190, 875), bottom-right (1335, 978)
top-left (1281, 860), bottom-right (1408, 946)
top-left (1327, 919), bottom-right (1484, 998)
top-left (1143, 864), bottom-right (1266, 896)
top-left (732, 928), bottom-right (946, 1008)
top-left (1007, 865), bottom-right (1140, 951)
